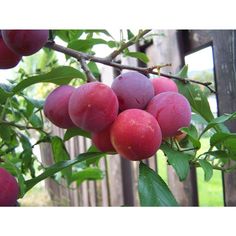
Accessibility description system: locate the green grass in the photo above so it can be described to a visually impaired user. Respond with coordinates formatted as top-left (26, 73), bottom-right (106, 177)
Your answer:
top-left (157, 137), bottom-right (224, 206)
top-left (196, 168), bottom-right (223, 206)
top-left (196, 137), bottom-right (224, 206)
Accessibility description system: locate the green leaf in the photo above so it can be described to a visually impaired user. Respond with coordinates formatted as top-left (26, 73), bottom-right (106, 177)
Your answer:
top-left (87, 61), bottom-right (100, 79)
top-left (85, 145), bottom-right (106, 166)
top-left (191, 113), bottom-right (209, 125)
top-left (51, 136), bottom-right (70, 162)
top-left (210, 133), bottom-right (236, 156)
top-left (210, 132), bottom-right (236, 147)
top-left (84, 30), bottom-right (113, 38)
top-left (63, 127), bottom-right (91, 141)
top-left (107, 40), bottom-right (117, 48)
top-left (19, 133), bottom-right (34, 175)
top-left (177, 64), bottom-right (188, 78)
top-left (199, 159), bottom-right (213, 181)
top-left (24, 99), bottom-right (34, 118)
top-left (67, 38), bottom-right (108, 53)
top-left (23, 96), bottom-right (44, 109)
top-left (70, 167), bottom-right (104, 186)
top-left (54, 30), bottom-right (84, 42)
top-left (201, 112), bottom-right (236, 136)
top-left (127, 30), bottom-right (135, 40)
top-left (138, 162), bottom-right (178, 206)
top-left (125, 51), bottom-right (149, 64)
top-left (12, 66), bottom-right (86, 94)
top-left (176, 65), bottom-right (215, 122)
top-left (28, 113), bottom-right (43, 128)
top-left (161, 144), bottom-right (191, 181)
top-left (24, 152), bottom-right (105, 192)
top-left (19, 133), bottom-right (32, 152)
top-left (51, 136), bottom-right (71, 180)
top-left (0, 83), bottom-right (12, 104)
top-left (200, 150), bottom-right (230, 159)
top-left (0, 124), bottom-right (12, 143)
top-left (181, 125), bottom-right (201, 149)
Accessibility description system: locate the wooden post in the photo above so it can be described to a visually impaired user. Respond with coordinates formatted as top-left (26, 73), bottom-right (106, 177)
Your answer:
top-left (211, 30), bottom-right (236, 206)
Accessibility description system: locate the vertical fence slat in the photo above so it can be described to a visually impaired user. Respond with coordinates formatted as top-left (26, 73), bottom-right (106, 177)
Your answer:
top-left (107, 155), bottom-right (124, 206)
top-left (211, 30), bottom-right (236, 206)
top-left (100, 158), bottom-right (110, 206)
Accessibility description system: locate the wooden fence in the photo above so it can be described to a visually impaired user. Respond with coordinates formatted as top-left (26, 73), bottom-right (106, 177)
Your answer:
top-left (40, 30), bottom-right (236, 206)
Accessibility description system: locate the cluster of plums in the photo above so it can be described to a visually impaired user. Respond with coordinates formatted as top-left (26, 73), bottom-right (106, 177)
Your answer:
top-left (0, 30), bottom-right (49, 69)
top-left (44, 71), bottom-right (191, 161)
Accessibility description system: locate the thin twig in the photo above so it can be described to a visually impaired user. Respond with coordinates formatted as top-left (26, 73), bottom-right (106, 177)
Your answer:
top-left (79, 58), bottom-right (96, 82)
top-left (191, 160), bottom-right (236, 172)
top-left (1, 121), bottom-right (48, 134)
top-left (106, 29), bottom-right (151, 60)
top-left (45, 41), bottom-right (215, 93)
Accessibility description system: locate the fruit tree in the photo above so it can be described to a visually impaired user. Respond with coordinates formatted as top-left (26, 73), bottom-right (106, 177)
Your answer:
top-left (0, 29), bottom-right (236, 206)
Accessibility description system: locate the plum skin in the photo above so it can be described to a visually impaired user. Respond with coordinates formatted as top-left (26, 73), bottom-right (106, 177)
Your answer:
top-left (1, 30), bottom-right (49, 56)
top-left (146, 92), bottom-right (191, 138)
top-left (110, 109), bottom-right (162, 161)
top-left (92, 125), bottom-right (116, 153)
top-left (111, 71), bottom-right (154, 111)
top-left (0, 168), bottom-right (19, 206)
top-left (151, 76), bottom-right (178, 95)
top-left (0, 37), bottom-right (21, 69)
top-left (69, 82), bottom-right (119, 132)
top-left (44, 85), bottom-right (76, 129)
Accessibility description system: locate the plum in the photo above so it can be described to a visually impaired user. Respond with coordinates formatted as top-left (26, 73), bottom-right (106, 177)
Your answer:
top-left (1, 30), bottom-right (49, 56)
top-left (0, 168), bottom-right (19, 206)
top-left (146, 92), bottom-right (191, 138)
top-left (69, 82), bottom-right (119, 132)
top-left (44, 85), bottom-right (76, 129)
top-left (92, 125), bottom-right (116, 153)
top-left (151, 76), bottom-right (178, 95)
top-left (111, 71), bottom-right (154, 111)
top-left (0, 36), bottom-right (21, 69)
top-left (110, 109), bottom-right (162, 161)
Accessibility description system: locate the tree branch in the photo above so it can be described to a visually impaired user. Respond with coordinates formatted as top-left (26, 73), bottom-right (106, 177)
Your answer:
top-left (106, 29), bottom-right (151, 60)
top-left (44, 41), bottom-right (215, 93)
top-left (79, 58), bottom-right (96, 82)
